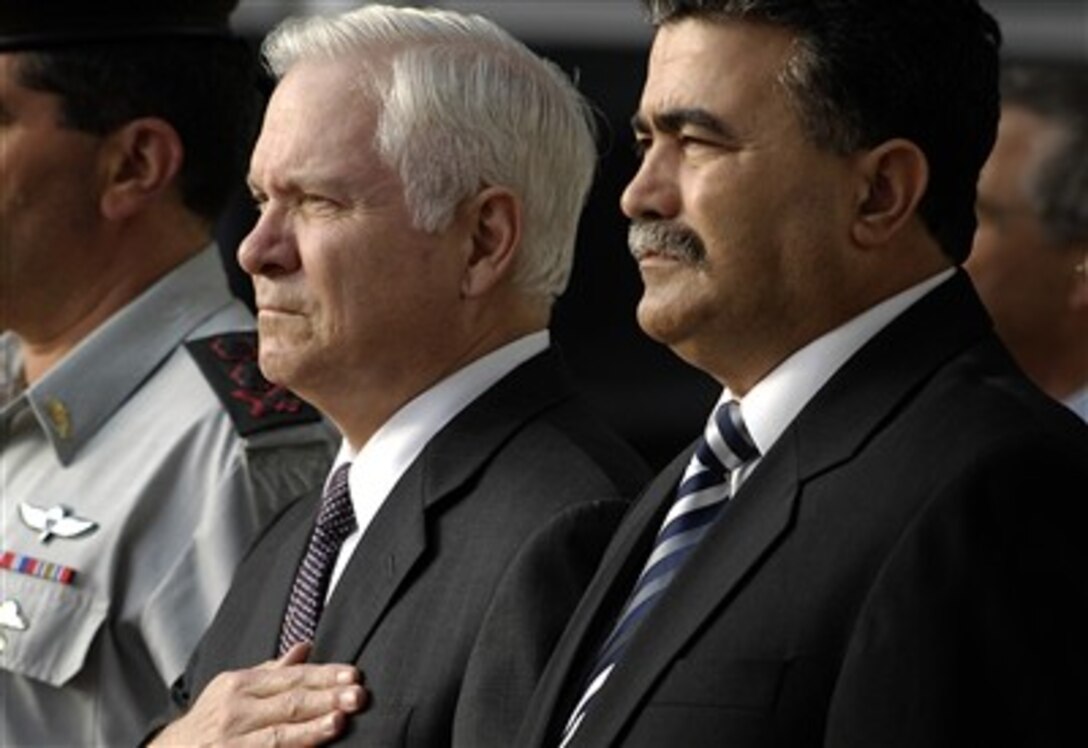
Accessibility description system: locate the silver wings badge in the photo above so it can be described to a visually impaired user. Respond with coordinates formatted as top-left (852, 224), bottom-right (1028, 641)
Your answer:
top-left (0, 599), bottom-right (29, 654)
top-left (0, 599), bottom-right (29, 653)
top-left (18, 503), bottom-right (98, 543)
top-left (0, 600), bottom-right (28, 631)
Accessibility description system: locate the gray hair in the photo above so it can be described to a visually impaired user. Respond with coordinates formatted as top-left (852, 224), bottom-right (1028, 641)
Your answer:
top-left (1001, 61), bottom-right (1088, 247)
top-left (262, 4), bottom-right (598, 301)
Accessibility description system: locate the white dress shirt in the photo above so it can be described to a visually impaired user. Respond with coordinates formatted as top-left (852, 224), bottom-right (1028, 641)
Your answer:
top-left (323, 330), bottom-right (550, 596)
top-left (726, 268), bottom-right (955, 488)
top-left (1064, 385), bottom-right (1088, 423)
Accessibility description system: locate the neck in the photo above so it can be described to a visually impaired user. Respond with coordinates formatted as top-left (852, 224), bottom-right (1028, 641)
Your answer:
top-left (330, 305), bottom-right (548, 452)
top-left (19, 221), bottom-right (209, 385)
top-left (1016, 338), bottom-right (1088, 403)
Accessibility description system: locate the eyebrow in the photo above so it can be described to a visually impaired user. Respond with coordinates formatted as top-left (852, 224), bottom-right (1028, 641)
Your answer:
top-left (247, 171), bottom-right (315, 197)
top-left (631, 107), bottom-right (737, 140)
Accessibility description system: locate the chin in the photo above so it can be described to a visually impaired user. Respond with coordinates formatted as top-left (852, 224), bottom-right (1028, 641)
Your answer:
top-left (256, 322), bottom-right (318, 380)
top-left (256, 346), bottom-right (301, 389)
top-left (636, 297), bottom-right (685, 347)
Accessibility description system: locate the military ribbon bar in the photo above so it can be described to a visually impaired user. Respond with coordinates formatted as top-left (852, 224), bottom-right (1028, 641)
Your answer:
top-left (0, 550), bottom-right (77, 585)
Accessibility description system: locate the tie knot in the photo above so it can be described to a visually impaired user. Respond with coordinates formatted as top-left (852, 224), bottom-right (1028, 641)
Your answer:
top-left (712, 400), bottom-right (759, 464)
top-left (315, 462), bottom-right (356, 542)
top-left (688, 400), bottom-right (759, 481)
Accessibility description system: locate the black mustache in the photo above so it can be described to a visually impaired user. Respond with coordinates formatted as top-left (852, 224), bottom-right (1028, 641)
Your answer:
top-left (628, 221), bottom-right (707, 264)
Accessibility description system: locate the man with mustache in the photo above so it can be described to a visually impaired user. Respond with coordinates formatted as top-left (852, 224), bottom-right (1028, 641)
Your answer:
top-left (516, 1), bottom-right (1088, 746)
top-left (149, 4), bottom-right (649, 746)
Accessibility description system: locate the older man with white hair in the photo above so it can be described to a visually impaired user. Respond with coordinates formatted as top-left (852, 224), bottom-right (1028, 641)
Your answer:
top-left (150, 4), bottom-right (648, 746)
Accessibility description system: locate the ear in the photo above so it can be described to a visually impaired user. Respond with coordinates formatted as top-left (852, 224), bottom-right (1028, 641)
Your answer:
top-left (98, 118), bottom-right (184, 221)
top-left (850, 138), bottom-right (929, 248)
top-left (460, 186), bottom-right (522, 299)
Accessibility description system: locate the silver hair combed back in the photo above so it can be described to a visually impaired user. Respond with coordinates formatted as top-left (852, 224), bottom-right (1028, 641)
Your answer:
top-left (262, 4), bottom-right (599, 301)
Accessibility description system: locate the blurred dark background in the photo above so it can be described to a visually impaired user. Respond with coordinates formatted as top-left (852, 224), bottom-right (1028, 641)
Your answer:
top-left (218, 0), bottom-right (1087, 470)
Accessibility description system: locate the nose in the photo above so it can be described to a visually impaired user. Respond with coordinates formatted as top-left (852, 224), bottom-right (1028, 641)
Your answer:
top-left (237, 204), bottom-right (300, 278)
top-left (620, 147), bottom-right (681, 221)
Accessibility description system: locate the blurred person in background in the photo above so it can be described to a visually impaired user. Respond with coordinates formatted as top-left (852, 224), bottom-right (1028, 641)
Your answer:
top-left (967, 60), bottom-right (1088, 421)
top-left (0, 1), bottom-right (336, 744)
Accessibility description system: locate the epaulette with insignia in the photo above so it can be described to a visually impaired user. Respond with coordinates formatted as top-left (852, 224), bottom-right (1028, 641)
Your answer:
top-left (185, 332), bottom-right (322, 437)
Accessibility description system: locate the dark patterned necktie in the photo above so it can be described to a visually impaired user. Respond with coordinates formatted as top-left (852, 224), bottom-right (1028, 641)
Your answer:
top-left (559, 401), bottom-right (759, 746)
top-left (277, 462), bottom-right (356, 655)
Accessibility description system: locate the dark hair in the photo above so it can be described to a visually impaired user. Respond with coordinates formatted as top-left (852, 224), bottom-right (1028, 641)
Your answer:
top-left (1000, 61), bottom-right (1088, 247)
top-left (642, 0), bottom-right (1002, 263)
top-left (17, 37), bottom-right (262, 226)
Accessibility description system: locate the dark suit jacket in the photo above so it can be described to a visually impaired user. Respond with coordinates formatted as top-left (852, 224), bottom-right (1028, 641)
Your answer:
top-left (167, 349), bottom-right (650, 747)
top-left (518, 273), bottom-right (1088, 748)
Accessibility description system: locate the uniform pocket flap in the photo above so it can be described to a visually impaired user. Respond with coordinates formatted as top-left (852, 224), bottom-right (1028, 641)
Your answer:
top-left (0, 572), bottom-right (109, 686)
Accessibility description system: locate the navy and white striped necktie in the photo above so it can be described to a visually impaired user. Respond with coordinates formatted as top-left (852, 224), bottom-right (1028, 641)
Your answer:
top-left (559, 401), bottom-right (759, 746)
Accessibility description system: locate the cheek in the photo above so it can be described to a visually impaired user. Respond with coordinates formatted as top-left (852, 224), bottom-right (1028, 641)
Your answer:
top-left (968, 222), bottom-right (1003, 264)
top-left (298, 229), bottom-right (366, 308)
top-left (968, 231), bottom-right (1027, 291)
top-left (684, 167), bottom-right (783, 256)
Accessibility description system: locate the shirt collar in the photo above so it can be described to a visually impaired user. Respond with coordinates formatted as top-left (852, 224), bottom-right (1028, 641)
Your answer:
top-left (1, 246), bottom-right (234, 465)
top-left (724, 268), bottom-right (955, 458)
top-left (1064, 384), bottom-right (1088, 423)
top-left (328, 330), bottom-right (550, 532)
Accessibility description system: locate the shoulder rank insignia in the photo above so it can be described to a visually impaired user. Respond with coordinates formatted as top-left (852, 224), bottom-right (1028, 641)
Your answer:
top-left (186, 332), bottom-right (322, 437)
top-left (18, 502), bottom-right (97, 543)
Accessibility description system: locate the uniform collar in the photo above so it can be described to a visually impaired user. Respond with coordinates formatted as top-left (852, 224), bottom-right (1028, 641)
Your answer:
top-left (0, 246), bottom-right (234, 465)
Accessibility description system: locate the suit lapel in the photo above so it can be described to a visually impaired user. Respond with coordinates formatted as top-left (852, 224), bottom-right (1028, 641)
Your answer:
top-left (311, 468), bottom-right (427, 663)
top-left (518, 451), bottom-right (690, 746)
top-left (571, 438), bottom-right (800, 747)
top-left (790, 271), bottom-right (991, 474)
top-left (311, 348), bottom-right (573, 664)
top-left (552, 272), bottom-right (994, 746)
top-left (224, 496), bottom-right (320, 666)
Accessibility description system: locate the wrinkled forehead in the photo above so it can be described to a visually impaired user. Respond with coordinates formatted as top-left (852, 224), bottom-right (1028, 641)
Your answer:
top-left (648, 20), bottom-right (793, 95)
top-left (250, 60), bottom-right (388, 184)
top-left (639, 19), bottom-right (799, 129)
top-left (267, 61), bottom-right (377, 139)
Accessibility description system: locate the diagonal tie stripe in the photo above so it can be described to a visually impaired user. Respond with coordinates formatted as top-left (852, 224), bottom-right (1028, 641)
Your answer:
top-left (559, 400), bottom-right (759, 747)
top-left (278, 462), bottom-right (356, 655)
top-left (706, 399), bottom-right (759, 469)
